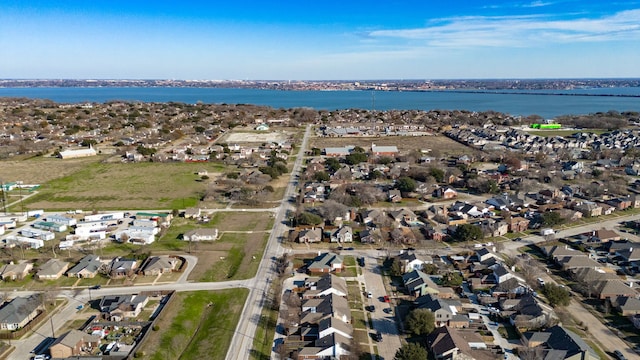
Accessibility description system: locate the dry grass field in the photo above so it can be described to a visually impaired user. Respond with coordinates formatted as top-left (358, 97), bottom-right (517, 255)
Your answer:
top-left (309, 134), bottom-right (474, 155)
top-left (0, 156), bottom-right (103, 184)
top-left (15, 161), bottom-right (229, 210)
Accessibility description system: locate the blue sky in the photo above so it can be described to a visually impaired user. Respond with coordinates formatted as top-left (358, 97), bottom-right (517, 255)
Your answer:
top-left (1, 0), bottom-right (639, 79)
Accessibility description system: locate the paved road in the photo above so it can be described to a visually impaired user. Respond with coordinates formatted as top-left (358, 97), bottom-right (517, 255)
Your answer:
top-left (360, 254), bottom-right (402, 360)
top-left (227, 124), bottom-right (311, 360)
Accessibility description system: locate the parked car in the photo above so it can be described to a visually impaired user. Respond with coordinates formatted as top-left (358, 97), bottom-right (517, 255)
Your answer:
top-left (613, 350), bottom-right (627, 360)
top-left (366, 305), bottom-right (375, 312)
top-left (383, 295), bottom-right (390, 303)
top-left (375, 331), bottom-right (383, 342)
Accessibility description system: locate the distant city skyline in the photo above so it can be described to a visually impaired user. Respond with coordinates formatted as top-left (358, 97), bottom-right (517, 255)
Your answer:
top-left (2, 0), bottom-right (640, 80)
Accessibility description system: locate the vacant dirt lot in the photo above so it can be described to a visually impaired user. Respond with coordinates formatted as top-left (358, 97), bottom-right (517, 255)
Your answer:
top-left (309, 134), bottom-right (473, 155)
top-left (222, 131), bottom-right (290, 144)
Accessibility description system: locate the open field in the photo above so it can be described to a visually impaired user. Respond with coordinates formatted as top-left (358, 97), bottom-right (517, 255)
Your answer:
top-left (16, 161), bottom-right (229, 210)
top-left (0, 156), bottom-right (104, 184)
top-left (309, 135), bottom-right (474, 155)
top-left (140, 289), bottom-right (248, 360)
top-left (222, 131), bottom-right (291, 144)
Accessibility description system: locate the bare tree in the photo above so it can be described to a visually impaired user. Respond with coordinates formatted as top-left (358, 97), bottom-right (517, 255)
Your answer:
top-left (518, 346), bottom-right (545, 360)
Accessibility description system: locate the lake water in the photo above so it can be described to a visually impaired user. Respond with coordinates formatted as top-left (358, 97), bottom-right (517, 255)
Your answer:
top-left (0, 87), bottom-right (639, 118)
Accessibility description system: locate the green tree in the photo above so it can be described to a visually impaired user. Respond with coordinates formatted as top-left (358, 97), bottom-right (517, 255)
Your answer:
top-left (405, 308), bottom-right (435, 336)
top-left (394, 342), bottom-right (428, 360)
top-left (353, 146), bottom-right (366, 153)
top-left (297, 212), bottom-right (323, 226)
top-left (369, 170), bottom-right (385, 180)
top-left (541, 211), bottom-right (564, 227)
top-left (325, 158), bottom-right (341, 173)
top-left (541, 283), bottom-right (570, 307)
top-left (377, 156), bottom-right (393, 165)
top-left (441, 272), bottom-right (463, 286)
top-left (310, 147), bottom-right (322, 156)
top-left (396, 176), bottom-right (417, 192)
top-left (345, 152), bottom-right (368, 165)
top-left (390, 258), bottom-right (403, 276)
top-left (313, 171), bottom-right (330, 182)
top-left (451, 224), bottom-right (483, 242)
top-left (429, 167), bottom-right (445, 183)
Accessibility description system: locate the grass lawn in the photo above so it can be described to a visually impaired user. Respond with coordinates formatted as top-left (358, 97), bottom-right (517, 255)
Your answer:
top-left (338, 267), bottom-right (358, 277)
top-left (250, 283), bottom-right (278, 360)
top-left (351, 310), bottom-right (367, 330)
top-left (142, 289), bottom-right (248, 360)
top-left (343, 256), bottom-right (356, 267)
top-left (18, 161), bottom-right (222, 211)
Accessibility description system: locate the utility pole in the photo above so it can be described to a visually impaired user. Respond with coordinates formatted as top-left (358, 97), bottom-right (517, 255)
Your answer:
top-left (0, 180), bottom-right (6, 214)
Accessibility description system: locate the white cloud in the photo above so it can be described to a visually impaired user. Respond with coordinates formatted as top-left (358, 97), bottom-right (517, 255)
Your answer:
top-left (368, 9), bottom-right (640, 48)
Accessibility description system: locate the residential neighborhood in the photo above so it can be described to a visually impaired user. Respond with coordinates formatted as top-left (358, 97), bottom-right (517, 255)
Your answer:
top-left (1, 97), bottom-right (640, 360)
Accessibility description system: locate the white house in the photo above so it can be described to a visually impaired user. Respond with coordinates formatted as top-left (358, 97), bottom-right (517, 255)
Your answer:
top-left (330, 226), bottom-right (353, 243)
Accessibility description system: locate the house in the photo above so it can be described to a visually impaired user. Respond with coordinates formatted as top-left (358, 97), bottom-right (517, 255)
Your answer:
top-left (358, 228), bottom-right (381, 244)
top-left (360, 209), bottom-right (385, 226)
top-left (397, 252), bottom-right (424, 273)
top-left (58, 146), bottom-right (97, 159)
top-left (301, 294), bottom-right (351, 324)
top-left (606, 197), bottom-right (632, 211)
top-left (492, 263), bottom-right (514, 284)
top-left (0, 295), bottom-right (42, 330)
top-left (317, 316), bottom-right (353, 339)
top-left (556, 256), bottom-right (600, 271)
top-left (303, 274), bottom-right (348, 299)
top-left (99, 294), bottom-right (148, 321)
top-left (507, 216), bottom-right (529, 232)
top-left (35, 259), bottom-right (69, 280)
top-left (140, 256), bottom-right (178, 276)
top-left (49, 329), bottom-right (101, 358)
top-left (416, 294), bottom-right (461, 327)
top-left (613, 296), bottom-right (640, 316)
top-left (475, 248), bottom-right (495, 263)
top-left (433, 187), bottom-right (457, 199)
top-left (509, 294), bottom-right (553, 330)
top-left (371, 144), bottom-right (398, 156)
top-left (617, 247), bottom-right (640, 262)
top-left (573, 201), bottom-right (603, 217)
top-left (543, 325), bottom-right (599, 360)
top-left (297, 332), bottom-right (351, 360)
top-left (589, 228), bottom-right (621, 243)
top-left (0, 261), bottom-right (33, 281)
top-left (330, 226), bottom-right (353, 243)
top-left (183, 207), bottom-right (201, 219)
top-left (183, 228), bottom-right (219, 241)
top-left (521, 331), bottom-right (551, 348)
top-left (402, 270), bottom-right (440, 298)
top-left (425, 326), bottom-right (473, 360)
top-left (67, 255), bottom-right (103, 278)
top-left (308, 253), bottom-right (344, 274)
top-left (592, 279), bottom-right (637, 300)
top-left (299, 228), bottom-right (323, 243)
top-left (387, 189), bottom-right (402, 202)
top-left (108, 257), bottom-right (138, 278)
top-left (389, 208), bottom-right (418, 224)
top-left (492, 277), bottom-right (528, 297)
